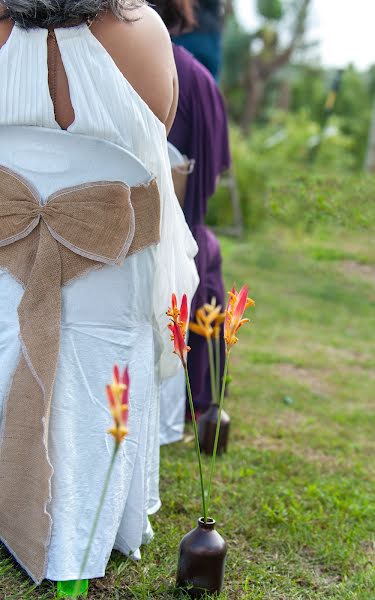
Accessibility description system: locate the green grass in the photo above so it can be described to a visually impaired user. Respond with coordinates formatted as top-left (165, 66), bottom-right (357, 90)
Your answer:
top-left (1, 224), bottom-right (375, 599)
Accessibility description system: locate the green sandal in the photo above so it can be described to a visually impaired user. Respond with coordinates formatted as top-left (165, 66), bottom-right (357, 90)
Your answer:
top-left (56, 580), bottom-right (89, 598)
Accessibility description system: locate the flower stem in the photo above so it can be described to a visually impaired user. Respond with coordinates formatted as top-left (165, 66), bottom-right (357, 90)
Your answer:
top-left (206, 353), bottom-right (230, 516)
top-left (215, 335), bottom-right (221, 403)
top-left (72, 445), bottom-right (119, 597)
top-left (184, 366), bottom-right (207, 522)
top-left (207, 336), bottom-right (217, 404)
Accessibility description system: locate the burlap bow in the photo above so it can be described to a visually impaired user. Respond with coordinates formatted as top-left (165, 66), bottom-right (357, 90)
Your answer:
top-left (0, 166), bottom-right (160, 582)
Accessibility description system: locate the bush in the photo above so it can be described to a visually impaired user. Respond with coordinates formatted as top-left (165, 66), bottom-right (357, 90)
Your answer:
top-left (265, 171), bottom-right (375, 230)
top-left (207, 114), bottom-right (375, 231)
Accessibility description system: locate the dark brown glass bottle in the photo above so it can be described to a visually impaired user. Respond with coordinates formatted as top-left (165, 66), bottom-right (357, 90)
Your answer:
top-left (198, 403), bottom-right (230, 455)
top-left (176, 518), bottom-right (227, 598)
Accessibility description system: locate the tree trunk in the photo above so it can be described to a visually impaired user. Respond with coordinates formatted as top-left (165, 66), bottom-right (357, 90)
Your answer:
top-left (242, 65), bottom-right (266, 134)
top-left (278, 80), bottom-right (291, 111)
top-left (224, 0), bottom-right (235, 17)
top-left (240, 0), bottom-right (311, 134)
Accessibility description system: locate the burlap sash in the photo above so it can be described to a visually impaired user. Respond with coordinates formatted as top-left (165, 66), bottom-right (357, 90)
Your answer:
top-left (0, 166), bottom-right (160, 583)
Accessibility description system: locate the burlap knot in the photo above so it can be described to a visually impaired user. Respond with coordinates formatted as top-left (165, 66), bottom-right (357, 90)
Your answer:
top-left (0, 166), bottom-right (160, 583)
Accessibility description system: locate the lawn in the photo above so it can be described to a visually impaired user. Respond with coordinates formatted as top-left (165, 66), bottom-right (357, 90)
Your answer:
top-left (1, 223), bottom-right (374, 599)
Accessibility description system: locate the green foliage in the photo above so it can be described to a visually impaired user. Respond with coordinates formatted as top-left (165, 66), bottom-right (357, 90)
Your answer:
top-left (222, 16), bottom-right (250, 122)
top-left (2, 226), bottom-right (375, 599)
top-left (290, 65), bottom-right (327, 122)
top-left (257, 0), bottom-right (283, 20)
top-left (208, 115), bottom-right (375, 232)
top-left (265, 171), bottom-right (375, 230)
top-left (288, 65), bottom-right (374, 169)
top-left (221, 13), bottom-right (375, 168)
top-left (334, 66), bottom-right (372, 167)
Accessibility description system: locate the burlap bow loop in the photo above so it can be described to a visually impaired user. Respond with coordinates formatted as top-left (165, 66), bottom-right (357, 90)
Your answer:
top-left (0, 165), bottom-right (161, 583)
top-left (0, 166), bottom-right (136, 263)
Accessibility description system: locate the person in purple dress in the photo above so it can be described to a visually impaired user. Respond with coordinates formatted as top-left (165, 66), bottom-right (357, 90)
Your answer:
top-left (154, 0), bottom-right (231, 417)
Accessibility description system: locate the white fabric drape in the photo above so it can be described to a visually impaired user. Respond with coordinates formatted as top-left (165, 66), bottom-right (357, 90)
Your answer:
top-left (0, 23), bottom-right (198, 581)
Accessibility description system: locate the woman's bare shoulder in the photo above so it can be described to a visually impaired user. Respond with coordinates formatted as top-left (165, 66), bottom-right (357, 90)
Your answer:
top-left (92, 7), bottom-right (178, 130)
top-left (0, 17), bottom-right (13, 49)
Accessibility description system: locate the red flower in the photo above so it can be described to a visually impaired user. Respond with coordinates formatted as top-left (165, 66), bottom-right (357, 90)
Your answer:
top-left (179, 294), bottom-right (188, 338)
top-left (168, 320), bottom-right (190, 367)
top-left (167, 293), bottom-right (191, 366)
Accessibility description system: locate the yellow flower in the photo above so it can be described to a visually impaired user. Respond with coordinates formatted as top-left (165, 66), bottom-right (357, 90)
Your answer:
top-left (106, 365), bottom-right (130, 445)
top-left (189, 298), bottom-right (226, 339)
top-left (189, 308), bottom-right (214, 338)
top-left (213, 312), bottom-right (225, 339)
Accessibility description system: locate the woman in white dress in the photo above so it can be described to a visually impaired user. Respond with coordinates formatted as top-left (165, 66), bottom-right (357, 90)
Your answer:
top-left (0, 0), bottom-right (198, 586)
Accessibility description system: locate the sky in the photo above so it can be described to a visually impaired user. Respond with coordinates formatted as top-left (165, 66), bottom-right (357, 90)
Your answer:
top-left (236, 0), bottom-right (375, 70)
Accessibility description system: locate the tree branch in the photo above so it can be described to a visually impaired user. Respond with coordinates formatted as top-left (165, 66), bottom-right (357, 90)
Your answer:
top-left (261, 0), bottom-right (311, 76)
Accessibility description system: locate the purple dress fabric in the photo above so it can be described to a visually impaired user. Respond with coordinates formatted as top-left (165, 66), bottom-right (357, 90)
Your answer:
top-left (168, 45), bottom-right (231, 416)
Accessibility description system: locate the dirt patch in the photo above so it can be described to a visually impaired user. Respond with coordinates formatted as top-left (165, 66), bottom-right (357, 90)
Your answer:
top-left (252, 436), bottom-right (285, 453)
top-left (307, 342), bottom-right (373, 368)
top-left (362, 540), bottom-right (375, 563)
top-left (340, 260), bottom-right (375, 285)
top-left (342, 364), bottom-right (375, 380)
top-left (276, 364), bottom-right (331, 397)
top-left (252, 435), bottom-right (339, 468)
top-left (254, 411), bottom-right (309, 435)
top-left (324, 344), bottom-right (372, 364)
top-left (276, 409), bottom-right (307, 428)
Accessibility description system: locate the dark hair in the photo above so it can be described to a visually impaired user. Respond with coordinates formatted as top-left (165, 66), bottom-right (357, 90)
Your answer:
top-left (152, 0), bottom-right (195, 33)
top-left (0, 0), bottom-right (146, 28)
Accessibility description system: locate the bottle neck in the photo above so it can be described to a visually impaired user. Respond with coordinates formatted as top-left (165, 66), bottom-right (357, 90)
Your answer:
top-left (198, 517), bottom-right (216, 530)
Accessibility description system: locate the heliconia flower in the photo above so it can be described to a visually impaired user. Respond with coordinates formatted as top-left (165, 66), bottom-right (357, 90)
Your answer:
top-left (205, 298), bottom-right (226, 340)
top-left (107, 364), bottom-right (130, 445)
top-left (189, 308), bottom-right (214, 338)
top-left (167, 293), bottom-right (180, 322)
top-left (224, 285), bottom-right (255, 352)
top-left (203, 297), bottom-right (220, 315)
top-left (168, 293), bottom-right (191, 366)
top-left (169, 320), bottom-right (190, 367)
top-left (189, 298), bottom-right (226, 339)
top-left (167, 293), bottom-right (189, 338)
top-left (213, 312), bottom-right (226, 340)
top-left (179, 294), bottom-right (189, 338)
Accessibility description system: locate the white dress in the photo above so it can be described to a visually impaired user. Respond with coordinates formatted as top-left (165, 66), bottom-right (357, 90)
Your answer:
top-left (0, 24), bottom-right (198, 582)
top-left (160, 365), bottom-right (186, 445)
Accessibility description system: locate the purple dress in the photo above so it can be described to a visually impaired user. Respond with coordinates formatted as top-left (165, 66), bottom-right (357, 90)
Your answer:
top-left (169, 45), bottom-right (231, 416)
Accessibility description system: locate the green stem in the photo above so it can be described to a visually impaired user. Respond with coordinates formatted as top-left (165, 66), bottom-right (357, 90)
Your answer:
top-left (207, 336), bottom-right (217, 404)
top-left (206, 353), bottom-right (230, 516)
top-left (215, 335), bottom-right (221, 404)
top-left (72, 445), bottom-right (119, 598)
top-left (184, 366), bottom-right (207, 522)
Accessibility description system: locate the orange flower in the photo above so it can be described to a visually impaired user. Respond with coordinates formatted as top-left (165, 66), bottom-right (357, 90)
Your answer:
top-left (224, 285), bottom-right (255, 352)
top-left (167, 293), bottom-right (180, 323)
top-left (168, 293), bottom-right (191, 366)
top-left (106, 364), bottom-right (129, 444)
